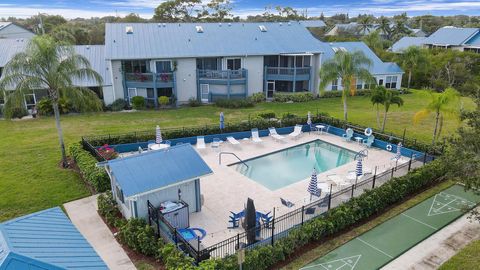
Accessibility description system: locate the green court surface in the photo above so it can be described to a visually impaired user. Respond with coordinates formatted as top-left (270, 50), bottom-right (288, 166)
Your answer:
top-left (301, 184), bottom-right (480, 270)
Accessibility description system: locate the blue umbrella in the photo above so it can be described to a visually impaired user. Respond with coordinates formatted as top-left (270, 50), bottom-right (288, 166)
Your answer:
top-left (307, 168), bottom-right (321, 201)
top-left (395, 142), bottom-right (402, 160)
top-left (220, 112), bottom-right (225, 130)
top-left (356, 159), bottom-right (363, 177)
top-left (155, 125), bottom-right (162, 144)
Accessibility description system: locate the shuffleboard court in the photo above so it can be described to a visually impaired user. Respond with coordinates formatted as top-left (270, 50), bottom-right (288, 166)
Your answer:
top-left (301, 184), bottom-right (480, 270)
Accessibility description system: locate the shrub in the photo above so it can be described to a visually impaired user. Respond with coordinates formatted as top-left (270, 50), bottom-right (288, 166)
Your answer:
top-left (131, 96), bottom-right (146, 110)
top-left (37, 97), bottom-right (70, 115)
top-left (214, 98), bottom-right (255, 109)
top-left (5, 106), bottom-right (28, 119)
top-left (257, 111), bottom-right (276, 119)
top-left (158, 96), bottom-right (170, 107)
top-left (118, 218), bottom-right (160, 257)
top-left (111, 98), bottom-right (127, 111)
top-left (188, 97), bottom-right (202, 107)
top-left (69, 143), bottom-right (110, 192)
top-left (272, 92), bottom-right (315, 103)
top-left (250, 92), bottom-right (266, 103)
top-left (97, 191), bottom-right (121, 227)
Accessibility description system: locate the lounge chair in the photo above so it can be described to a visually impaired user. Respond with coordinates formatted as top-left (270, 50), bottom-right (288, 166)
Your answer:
top-left (342, 128), bottom-right (354, 141)
top-left (280, 198), bottom-right (295, 208)
top-left (196, 136), bottom-right (206, 150)
top-left (211, 138), bottom-right (221, 151)
top-left (268, 127), bottom-right (285, 141)
top-left (226, 136), bottom-right (240, 146)
top-left (363, 135), bottom-right (375, 148)
top-left (251, 128), bottom-right (263, 143)
top-left (288, 125), bottom-right (303, 140)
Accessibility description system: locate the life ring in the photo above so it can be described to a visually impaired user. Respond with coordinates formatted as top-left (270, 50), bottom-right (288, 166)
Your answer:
top-left (386, 144), bottom-right (392, 151)
top-left (364, 128), bottom-right (373, 136)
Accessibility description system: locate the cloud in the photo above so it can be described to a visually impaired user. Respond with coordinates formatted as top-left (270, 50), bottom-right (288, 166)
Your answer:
top-left (0, 6), bottom-right (152, 19)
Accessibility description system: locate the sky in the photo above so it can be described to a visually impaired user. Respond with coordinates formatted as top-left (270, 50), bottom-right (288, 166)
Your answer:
top-left (1, 0), bottom-right (480, 19)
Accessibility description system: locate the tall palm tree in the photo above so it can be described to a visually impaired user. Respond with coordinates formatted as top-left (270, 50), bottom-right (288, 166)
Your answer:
top-left (357, 15), bottom-right (374, 35)
top-left (377, 16), bottom-right (391, 39)
top-left (0, 36), bottom-right (103, 167)
top-left (319, 51), bottom-right (374, 121)
top-left (413, 88), bottom-right (459, 144)
top-left (380, 89), bottom-right (404, 132)
top-left (370, 86), bottom-right (386, 128)
top-left (392, 20), bottom-right (412, 40)
top-left (396, 46), bottom-right (427, 90)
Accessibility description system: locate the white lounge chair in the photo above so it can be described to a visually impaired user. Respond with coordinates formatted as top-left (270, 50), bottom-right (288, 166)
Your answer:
top-left (251, 128), bottom-right (263, 143)
top-left (226, 136), bottom-right (240, 145)
top-left (211, 137), bottom-right (221, 152)
top-left (196, 136), bottom-right (206, 150)
top-left (268, 127), bottom-right (285, 142)
top-left (288, 125), bottom-right (303, 140)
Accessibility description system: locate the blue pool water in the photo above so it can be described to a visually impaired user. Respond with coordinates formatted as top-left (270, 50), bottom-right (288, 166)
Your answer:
top-left (232, 140), bottom-right (356, 191)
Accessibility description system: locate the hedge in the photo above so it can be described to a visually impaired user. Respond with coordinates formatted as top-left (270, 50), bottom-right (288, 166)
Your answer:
top-left (273, 92), bottom-right (315, 103)
top-left (320, 88), bottom-right (412, 98)
top-left (69, 143), bottom-right (110, 192)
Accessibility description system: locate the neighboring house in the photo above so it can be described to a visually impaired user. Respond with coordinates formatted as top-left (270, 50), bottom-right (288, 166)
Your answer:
top-left (410, 28), bottom-right (427, 37)
top-left (103, 144), bottom-right (212, 220)
top-left (325, 22), bottom-right (426, 38)
top-left (422, 26), bottom-right (480, 53)
top-left (0, 40), bottom-right (112, 113)
top-left (389, 36), bottom-right (426, 53)
top-left (298, 20), bottom-right (326, 28)
top-left (0, 207), bottom-right (108, 270)
top-left (0, 22), bottom-right (35, 39)
top-left (104, 22), bottom-right (324, 106)
top-left (322, 42), bottom-right (403, 90)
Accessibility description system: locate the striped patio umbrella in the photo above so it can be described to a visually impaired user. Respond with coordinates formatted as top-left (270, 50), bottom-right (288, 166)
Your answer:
top-left (220, 112), bottom-right (225, 130)
top-left (155, 125), bottom-right (162, 144)
top-left (395, 142), bottom-right (402, 160)
top-left (356, 159), bottom-right (363, 177)
top-left (307, 168), bottom-right (321, 201)
top-left (307, 111), bottom-right (312, 126)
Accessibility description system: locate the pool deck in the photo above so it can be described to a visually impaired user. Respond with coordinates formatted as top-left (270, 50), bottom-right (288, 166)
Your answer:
top-left (190, 131), bottom-right (409, 247)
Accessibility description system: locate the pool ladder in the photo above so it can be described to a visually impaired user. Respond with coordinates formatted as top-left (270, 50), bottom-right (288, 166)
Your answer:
top-left (354, 149), bottom-right (369, 160)
top-left (219, 152), bottom-right (249, 168)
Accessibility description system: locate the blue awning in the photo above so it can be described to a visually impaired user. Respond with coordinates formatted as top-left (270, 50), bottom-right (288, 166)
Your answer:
top-left (107, 143), bottom-right (213, 197)
top-left (0, 207), bottom-right (107, 270)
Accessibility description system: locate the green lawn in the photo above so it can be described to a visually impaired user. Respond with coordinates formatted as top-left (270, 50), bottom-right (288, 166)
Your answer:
top-left (0, 90), bottom-right (474, 222)
top-left (439, 239), bottom-right (480, 270)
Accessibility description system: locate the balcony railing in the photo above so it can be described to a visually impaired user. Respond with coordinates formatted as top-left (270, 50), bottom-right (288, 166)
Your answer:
top-left (198, 69), bottom-right (247, 80)
top-left (125, 72), bottom-right (175, 83)
top-left (266, 66), bottom-right (311, 76)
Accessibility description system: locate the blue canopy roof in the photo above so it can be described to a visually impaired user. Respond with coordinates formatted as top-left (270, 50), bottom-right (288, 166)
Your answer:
top-left (0, 207), bottom-right (107, 270)
top-left (108, 143), bottom-right (212, 197)
top-left (390, 37), bottom-right (426, 53)
top-left (423, 27), bottom-right (479, 46)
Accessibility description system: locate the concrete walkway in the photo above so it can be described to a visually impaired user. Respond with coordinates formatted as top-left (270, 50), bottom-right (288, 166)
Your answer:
top-left (64, 195), bottom-right (136, 270)
top-left (383, 207), bottom-right (480, 270)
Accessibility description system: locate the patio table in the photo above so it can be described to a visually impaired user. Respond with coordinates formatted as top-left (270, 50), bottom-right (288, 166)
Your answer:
top-left (315, 125), bottom-right (325, 135)
top-left (354, 136), bottom-right (363, 145)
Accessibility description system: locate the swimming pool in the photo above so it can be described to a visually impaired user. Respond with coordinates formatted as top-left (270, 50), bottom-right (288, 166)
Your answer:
top-left (232, 140), bottom-right (356, 191)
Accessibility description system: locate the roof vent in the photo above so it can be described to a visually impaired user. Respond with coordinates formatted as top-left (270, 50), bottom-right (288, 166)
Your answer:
top-left (279, 22), bottom-right (283, 26)
top-left (340, 47), bottom-right (347, 52)
top-left (288, 22), bottom-right (291, 26)
top-left (125, 26), bottom-right (133, 34)
top-left (259, 25), bottom-right (267, 32)
top-left (196, 25), bottom-right (204, 33)
top-left (163, 23), bottom-right (166, 27)
top-left (86, 45), bottom-right (90, 50)
top-left (332, 47), bottom-right (339, 52)
top-left (218, 23), bottom-right (222, 27)
top-left (157, 23), bottom-right (161, 27)
top-left (228, 23), bottom-right (232, 27)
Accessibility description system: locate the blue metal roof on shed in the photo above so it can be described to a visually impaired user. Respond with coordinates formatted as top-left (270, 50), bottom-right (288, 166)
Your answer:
top-left (0, 207), bottom-right (107, 270)
top-left (105, 22), bottom-right (323, 60)
top-left (423, 27), bottom-right (479, 46)
top-left (390, 37), bottom-right (426, 53)
top-left (108, 143), bottom-right (212, 197)
top-left (324, 42), bottom-right (403, 74)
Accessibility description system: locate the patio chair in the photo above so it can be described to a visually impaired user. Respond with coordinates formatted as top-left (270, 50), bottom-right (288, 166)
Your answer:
top-left (196, 136), bottom-right (206, 150)
top-left (226, 136), bottom-right (240, 146)
top-left (251, 128), bottom-right (263, 143)
top-left (211, 138), bottom-right (221, 151)
top-left (363, 135), bottom-right (375, 148)
top-left (257, 211), bottom-right (273, 228)
top-left (342, 128), bottom-right (354, 141)
top-left (280, 198), bottom-right (295, 208)
top-left (228, 210), bottom-right (245, 228)
top-left (268, 127), bottom-right (286, 142)
top-left (288, 124), bottom-right (303, 140)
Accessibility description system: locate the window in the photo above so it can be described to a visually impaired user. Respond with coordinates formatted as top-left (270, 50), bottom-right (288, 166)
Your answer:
top-left (226, 58), bottom-right (241, 70)
top-left (332, 79), bottom-right (338, 91)
top-left (157, 87), bottom-right (173, 97)
top-left (123, 60), bottom-right (148, 73)
top-left (385, 76), bottom-right (397, 89)
top-left (24, 93), bottom-right (36, 111)
top-left (303, 56), bottom-right (311, 66)
top-left (196, 58), bottom-right (219, 70)
top-left (155, 60), bottom-right (172, 73)
top-left (147, 88), bottom-right (155, 99)
top-left (264, 56), bottom-right (279, 67)
top-left (115, 185), bottom-right (124, 203)
top-left (295, 56), bottom-right (303, 67)
top-left (356, 80), bottom-right (363, 90)
top-left (128, 88), bottom-right (137, 99)
top-left (200, 84), bottom-right (209, 102)
top-left (378, 79), bottom-right (384, 86)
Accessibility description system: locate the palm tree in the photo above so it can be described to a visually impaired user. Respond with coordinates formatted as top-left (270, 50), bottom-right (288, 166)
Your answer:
top-left (396, 46), bottom-right (427, 90)
top-left (413, 88), bottom-right (460, 144)
top-left (357, 15), bottom-right (374, 35)
top-left (0, 36), bottom-right (103, 167)
top-left (380, 89), bottom-right (404, 132)
top-left (377, 16), bottom-right (391, 39)
top-left (319, 51), bottom-right (374, 121)
top-left (370, 86), bottom-right (385, 128)
top-left (392, 20), bottom-right (412, 40)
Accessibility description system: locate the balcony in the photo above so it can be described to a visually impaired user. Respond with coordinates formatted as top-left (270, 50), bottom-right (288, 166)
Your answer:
top-left (124, 72), bottom-right (175, 89)
top-left (265, 67), bottom-right (311, 81)
top-left (197, 69), bottom-right (247, 85)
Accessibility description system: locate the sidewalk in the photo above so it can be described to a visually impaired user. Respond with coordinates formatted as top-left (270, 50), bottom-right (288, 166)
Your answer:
top-left (64, 195), bottom-right (136, 270)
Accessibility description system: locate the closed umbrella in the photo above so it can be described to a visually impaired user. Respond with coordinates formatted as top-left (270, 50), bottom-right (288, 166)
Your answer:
top-left (307, 168), bottom-right (321, 201)
top-left (356, 159), bottom-right (363, 177)
top-left (307, 111), bottom-right (312, 132)
top-left (245, 198), bottom-right (257, 245)
top-left (220, 112), bottom-right (225, 130)
top-left (395, 142), bottom-right (402, 160)
top-left (155, 125), bottom-right (162, 144)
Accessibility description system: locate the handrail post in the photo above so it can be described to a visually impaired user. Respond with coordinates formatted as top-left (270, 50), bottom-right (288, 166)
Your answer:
top-left (372, 166), bottom-right (377, 188)
top-left (301, 205), bottom-right (305, 225)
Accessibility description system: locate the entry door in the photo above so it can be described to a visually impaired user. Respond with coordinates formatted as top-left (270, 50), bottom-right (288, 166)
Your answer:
top-left (200, 84), bottom-right (210, 103)
top-left (267, 81), bottom-right (275, 99)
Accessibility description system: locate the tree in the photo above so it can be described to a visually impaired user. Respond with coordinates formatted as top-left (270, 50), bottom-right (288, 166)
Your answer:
top-left (319, 51), bottom-right (374, 121)
top-left (380, 88), bottom-right (404, 132)
top-left (391, 19), bottom-right (412, 41)
top-left (0, 36), bottom-right (103, 167)
top-left (377, 16), bottom-right (391, 39)
top-left (154, 0), bottom-right (201, 22)
top-left (396, 46), bottom-right (427, 90)
top-left (413, 88), bottom-right (460, 144)
top-left (357, 15), bottom-right (374, 35)
top-left (370, 86), bottom-right (385, 128)
top-left (362, 31), bottom-right (383, 54)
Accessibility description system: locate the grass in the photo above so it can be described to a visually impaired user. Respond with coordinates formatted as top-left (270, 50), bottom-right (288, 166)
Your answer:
top-left (282, 179), bottom-right (456, 270)
top-left (0, 90), bottom-right (474, 222)
top-left (439, 239), bottom-right (480, 270)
